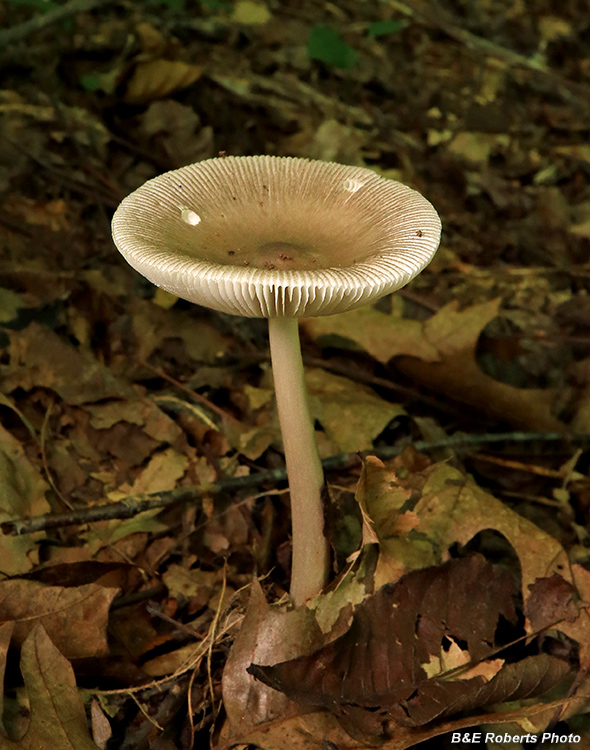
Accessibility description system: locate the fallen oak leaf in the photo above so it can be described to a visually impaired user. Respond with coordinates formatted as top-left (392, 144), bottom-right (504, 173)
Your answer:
top-left (356, 455), bottom-right (437, 587)
top-left (304, 298), bottom-right (564, 432)
top-left (396, 298), bottom-right (564, 431)
top-left (395, 347), bottom-right (564, 432)
top-left (302, 295), bottom-right (438, 365)
top-left (534, 565), bottom-right (590, 725)
top-left (413, 462), bottom-right (571, 602)
top-left (2, 624), bottom-right (100, 749)
top-left (535, 564), bottom-right (590, 660)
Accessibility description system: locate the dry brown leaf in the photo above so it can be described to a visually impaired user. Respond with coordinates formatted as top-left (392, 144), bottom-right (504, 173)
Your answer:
top-left (162, 564), bottom-right (217, 601)
top-left (249, 557), bottom-right (516, 705)
top-left (140, 100), bottom-right (213, 165)
top-left (249, 557), bottom-right (571, 741)
top-left (130, 297), bottom-right (231, 364)
top-left (2, 625), bottom-right (100, 749)
top-left (384, 655), bottom-right (570, 729)
top-left (552, 564), bottom-right (590, 662)
top-left (356, 456), bottom-right (415, 542)
top-left (525, 574), bottom-right (580, 632)
top-left (0, 580), bottom-right (117, 659)
top-left (413, 462), bottom-right (570, 599)
top-left (304, 298), bottom-right (565, 432)
top-left (2, 196), bottom-right (71, 232)
top-left (232, 0), bottom-right (272, 25)
top-left (108, 447), bottom-right (188, 498)
top-left (423, 638), bottom-right (504, 682)
top-left (4, 323), bottom-right (133, 405)
top-left (90, 698), bottom-right (112, 750)
top-left (0, 287), bottom-right (28, 323)
top-left (356, 456), bottom-right (436, 587)
top-left (221, 581), bottom-right (323, 735)
top-left (447, 132), bottom-right (509, 166)
top-left (306, 368), bottom-right (405, 452)
top-left (83, 396), bottom-right (183, 442)
top-left (395, 348), bottom-right (563, 432)
top-left (125, 60), bottom-right (202, 103)
top-left (216, 711), bottom-right (357, 750)
top-left (303, 295), bottom-right (438, 364)
top-left (142, 641), bottom-right (202, 677)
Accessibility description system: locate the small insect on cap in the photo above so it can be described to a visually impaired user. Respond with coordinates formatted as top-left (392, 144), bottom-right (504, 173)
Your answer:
top-left (111, 155), bottom-right (442, 317)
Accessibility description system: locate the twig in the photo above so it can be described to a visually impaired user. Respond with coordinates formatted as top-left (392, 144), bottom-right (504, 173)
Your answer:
top-left (2, 431), bottom-right (588, 537)
top-left (142, 361), bottom-right (241, 426)
top-left (0, 0), bottom-right (112, 48)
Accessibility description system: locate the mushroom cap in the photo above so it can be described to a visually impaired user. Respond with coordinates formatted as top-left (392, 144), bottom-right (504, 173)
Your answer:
top-left (112, 155), bottom-right (441, 317)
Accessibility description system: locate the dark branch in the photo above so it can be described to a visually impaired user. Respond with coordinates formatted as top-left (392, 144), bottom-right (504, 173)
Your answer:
top-left (1, 431), bottom-right (584, 536)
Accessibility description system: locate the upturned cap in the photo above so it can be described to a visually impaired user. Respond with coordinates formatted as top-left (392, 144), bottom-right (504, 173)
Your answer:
top-left (112, 155), bottom-right (441, 317)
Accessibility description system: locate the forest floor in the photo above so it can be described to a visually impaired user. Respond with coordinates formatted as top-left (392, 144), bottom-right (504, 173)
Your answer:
top-left (1, 0), bottom-right (590, 748)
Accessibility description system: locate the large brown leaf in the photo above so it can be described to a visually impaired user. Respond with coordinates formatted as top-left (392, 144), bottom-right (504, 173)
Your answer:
top-left (303, 298), bottom-right (564, 432)
top-left (249, 556), bottom-right (572, 741)
top-left (339, 654), bottom-right (571, 737)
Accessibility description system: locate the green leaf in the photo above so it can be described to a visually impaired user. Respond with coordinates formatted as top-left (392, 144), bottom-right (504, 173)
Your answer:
top-left (307, 25), bottom-right (357, 69)
top-left (79, 74), bottom-right (102, 93)
top-left (367, 19), bottom-right (407, 38)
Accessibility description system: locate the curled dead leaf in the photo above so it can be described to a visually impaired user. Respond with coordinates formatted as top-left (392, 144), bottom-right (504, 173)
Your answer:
top-left (125, 60), bottom-right (202, 103)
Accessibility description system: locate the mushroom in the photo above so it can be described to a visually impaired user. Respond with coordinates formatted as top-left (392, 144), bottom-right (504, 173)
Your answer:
top-left (111, 156), bottom-right (441, 606)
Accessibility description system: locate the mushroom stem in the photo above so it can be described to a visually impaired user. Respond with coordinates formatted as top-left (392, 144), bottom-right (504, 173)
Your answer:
top-left (268, 316), bottom-right (329, 606)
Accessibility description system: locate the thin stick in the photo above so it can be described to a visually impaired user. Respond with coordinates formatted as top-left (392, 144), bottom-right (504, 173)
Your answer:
top-left (0, 0), bottom-right (111, 48)
top-left (2, 431), bottom-right (587, 537)
top-left (141, 360), bottom-right (241, 426)
top-left (268, 317), bottom-right (328, 606)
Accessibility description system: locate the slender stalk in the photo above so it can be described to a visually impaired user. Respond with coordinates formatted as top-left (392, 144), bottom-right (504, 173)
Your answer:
top-left (267, 316), bottom-right (329, 605)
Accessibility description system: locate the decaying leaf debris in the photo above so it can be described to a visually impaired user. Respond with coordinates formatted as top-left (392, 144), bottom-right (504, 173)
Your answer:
top-left (248, 556), bottom-right (573, 740)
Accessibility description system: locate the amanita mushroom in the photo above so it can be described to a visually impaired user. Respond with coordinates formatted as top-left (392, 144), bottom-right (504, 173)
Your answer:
top-left (111, 156), bottom-right (441, 606)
